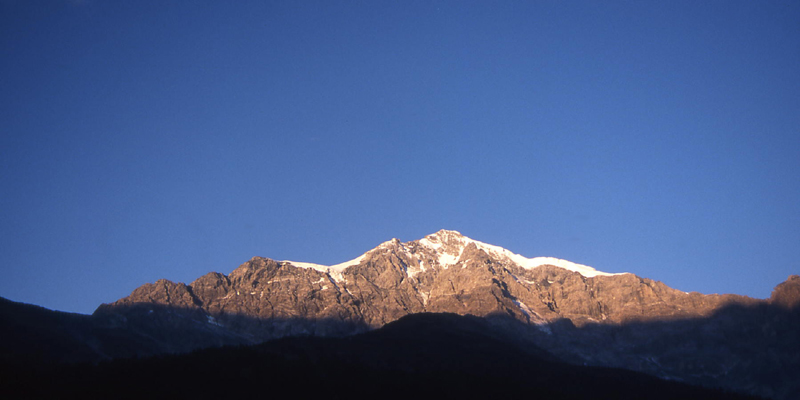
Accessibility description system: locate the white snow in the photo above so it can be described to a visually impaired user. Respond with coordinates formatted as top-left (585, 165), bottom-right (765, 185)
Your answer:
top-left (536, 323), bottom-right (553, 335)
top-left (282, 254), bottom-right (365, 283)
top-left (512, 299), bottom-right (534, 319)
top-left (418, 234), bottom-right (466, 268)
top-left (524, 257), bottom-right (621, 278)
top-left (468, 239), bottom-right (619, 277)
top-left (407, 265), bottom-right (420, 279)
top-left (511, 298), bottom-right (552, 334)
top-left (420, 291), bottom-right (429, 306)
top-left (437, 252), bottom-right (460, 267)
top-left (418, 230), bottom-right (625, 278)
top-left (279, 230), bottom-right (624, 284)
top-left (407, 257), bottom-right (428, 279)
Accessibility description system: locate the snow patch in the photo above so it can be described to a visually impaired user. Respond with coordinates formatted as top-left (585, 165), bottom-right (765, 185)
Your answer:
top-left (418, 234), bottom-right (466, 268)
top-left (511, 298), bottom-right (552, 334)
top-left (512, 299), bottom-right (534, 319)
top-left (281, 230), bottom-right (624, 285)
top-left (535, 323), bottom-right (552, 335)
top-left (406, 258), bottom-right (427, 279)
top-left (470, 241), bottom-right (621, 278)
top-left (420, 230), bottom-right (625, 278)
top-left (282, 254), bottom-right (365, 283)
top-left (437, 252), bottom-right (460, 267)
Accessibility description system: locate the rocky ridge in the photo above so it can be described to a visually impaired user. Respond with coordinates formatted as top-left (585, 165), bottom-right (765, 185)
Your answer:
top-left (98, 229), bottom-right (756, 336)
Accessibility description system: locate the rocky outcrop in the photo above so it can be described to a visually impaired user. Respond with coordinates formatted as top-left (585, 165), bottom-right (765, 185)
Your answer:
top-left (770, 274), bottom-right (800, 309)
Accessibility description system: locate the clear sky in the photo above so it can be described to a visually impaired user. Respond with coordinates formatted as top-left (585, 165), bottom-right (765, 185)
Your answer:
top-left (2, 0), bottom-right (799, 314)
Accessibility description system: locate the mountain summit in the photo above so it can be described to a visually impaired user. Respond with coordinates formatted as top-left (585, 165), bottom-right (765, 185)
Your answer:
top-left (285, 229), bottom-right (623, 281)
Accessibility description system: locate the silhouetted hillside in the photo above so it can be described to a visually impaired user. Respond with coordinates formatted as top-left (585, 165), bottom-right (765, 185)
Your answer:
top-left (2, 313), bottom-right (761, 400)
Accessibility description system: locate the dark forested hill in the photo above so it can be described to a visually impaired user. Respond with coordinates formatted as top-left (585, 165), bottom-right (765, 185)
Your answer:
top-left (1, 312), bottom-right (760, 400)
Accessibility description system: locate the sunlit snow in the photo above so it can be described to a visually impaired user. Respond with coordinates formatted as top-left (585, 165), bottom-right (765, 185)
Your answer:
top-left (281, 230), bottom-right (624, 281)
top-left (282, 254), bottom-right (365, 283)
top-left (418, 230), bottom-right (625, 277)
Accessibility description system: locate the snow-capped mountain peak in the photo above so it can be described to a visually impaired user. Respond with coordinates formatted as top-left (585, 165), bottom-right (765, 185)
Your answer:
top-left (284, 229), bottom-right (623, 281)
top-left (415, 229), bottom-right (622, 278)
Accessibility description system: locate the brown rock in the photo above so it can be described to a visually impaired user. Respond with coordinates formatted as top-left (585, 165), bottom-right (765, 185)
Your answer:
top-left (770, 275), bottom-right (800, 309)
top-left (98, 229), bottom-right (768, 338)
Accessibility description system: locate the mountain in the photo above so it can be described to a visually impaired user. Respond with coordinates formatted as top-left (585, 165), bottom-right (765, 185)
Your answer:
top-left (97, 229), bottom-right (759, 332)
top-left (4, 230), bottom-right (798, 399)
top-left (0, 295), bottom-right (248, 365)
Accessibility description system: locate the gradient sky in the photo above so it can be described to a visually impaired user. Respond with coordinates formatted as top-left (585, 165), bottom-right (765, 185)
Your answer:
top-left (2, 0), bottom-right (799, 314)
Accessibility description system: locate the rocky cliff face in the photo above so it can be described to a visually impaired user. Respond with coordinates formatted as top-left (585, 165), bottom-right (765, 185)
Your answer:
top-left (94, 229), bottom-right (798, 399)
top-left (97, 230), bottom-right (756, 336)
top-left (770, 274), bottom-right (800, 308)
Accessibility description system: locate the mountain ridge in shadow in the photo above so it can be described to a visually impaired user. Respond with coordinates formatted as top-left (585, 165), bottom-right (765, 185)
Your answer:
top-left (1, 310), bottom-right (762, 400)
top-left (0, 296), bottom-right (371, 365)
top-left (1, 295), bottom-right (796, 399)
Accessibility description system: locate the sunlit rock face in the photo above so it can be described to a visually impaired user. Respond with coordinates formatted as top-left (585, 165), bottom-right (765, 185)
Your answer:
top-left (99, 229), bottom-right (757, 333)
top-left (770, 274), bottom-right (800, 308)
top-left (96, 230), bottom-right (799, 400)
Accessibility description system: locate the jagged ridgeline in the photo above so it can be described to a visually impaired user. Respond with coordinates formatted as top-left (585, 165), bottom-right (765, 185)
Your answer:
top-left (98, 229), bottom-right (765, 335)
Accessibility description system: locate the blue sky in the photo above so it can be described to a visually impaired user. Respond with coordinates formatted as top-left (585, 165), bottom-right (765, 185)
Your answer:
top-left (2, 0), bottom-right (799, 314)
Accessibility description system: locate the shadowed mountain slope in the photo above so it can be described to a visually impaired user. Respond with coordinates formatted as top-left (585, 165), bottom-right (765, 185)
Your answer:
top-left (1, 313), bottom-right (761, 400)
